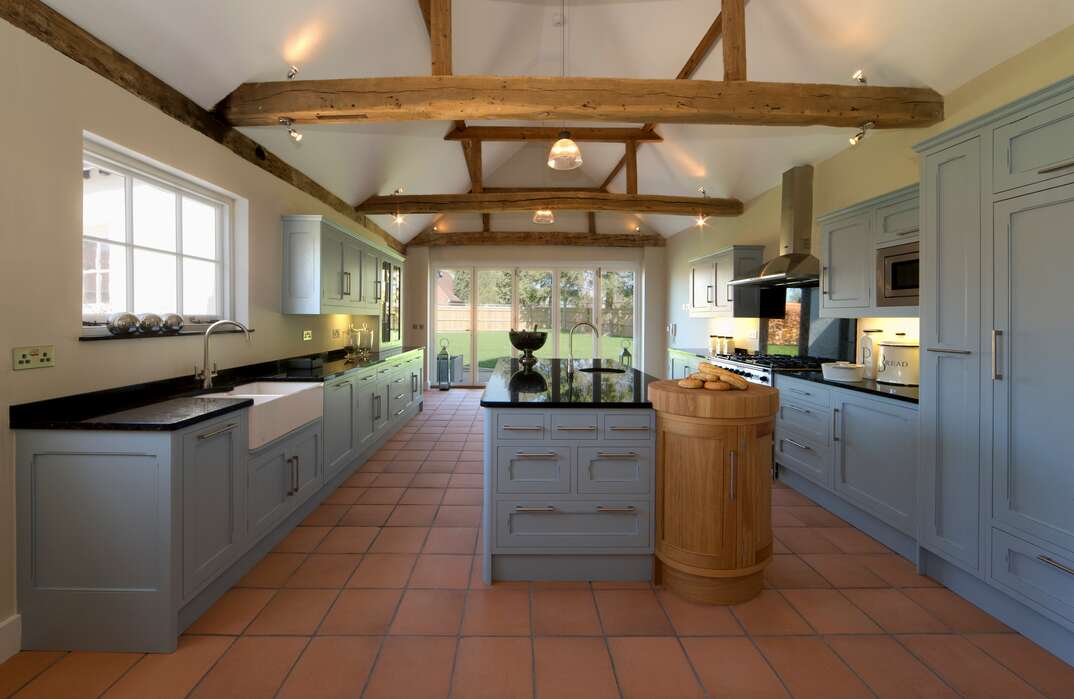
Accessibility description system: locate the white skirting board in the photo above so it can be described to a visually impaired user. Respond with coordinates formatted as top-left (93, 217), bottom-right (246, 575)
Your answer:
top-left (0, 614), bottom-right (21, 663)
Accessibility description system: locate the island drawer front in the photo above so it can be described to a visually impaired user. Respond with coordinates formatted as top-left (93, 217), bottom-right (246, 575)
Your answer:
top-left (496, 499), bottom-right (651, 549)
top-left (991, 528), bottom-right (1074, 626)
top-left (577, 447), bottom-right (652, 495)
top-left (550, 413), bottom-right (601, 440)
top-left (496, 446), bottom-right (572, 494)
top-left (603, 413), bottom-right (655, 440)
top-left (776, 399), bottom-right (831, 445)
top-left (776, 377), bottom-right (831, 410)
top-left (496, 412), bottom-right (548, 440)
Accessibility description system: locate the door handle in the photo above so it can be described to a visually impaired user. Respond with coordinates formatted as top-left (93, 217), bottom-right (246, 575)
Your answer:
top-left (782, 438), bottom-right (812, 452)
top-left (557, 426), bottom-right (597, 432)
top-left (342, 271), bottom-right (352, 295)
top-left (608, 425), bottom-right (649, 432)
top-left (514, 505), bottom-right (556, 513)
top-left (832, 408), bottom-right (840, 442)
top-left (597, 505), bottom-right (636, 513)
top-left (502, 425), bottom-right (542, 432)
top-left (395, 408), bottom-right (406, 416)
top-left (293, 455), bottom-right (300, 494)
top-left (926, 348), bottom-right (972, 355)
top-left (729, 450), bottom-right (738, 501)
top-left (1038, 555), bottom-right (1074, 577)
top-left (197, 423), bottom-right (238, 440)
top-left (1038, 159), bottom-right (1074, 175)
top-left (375, 279), bottom-right (382, 301)
top-left (596, 451), bottom-right (639, 458)
top-left (992, 330), bottom-right (1003, 380)
top-left (706, 285), bottom-right (713, 303)
top-left (514, 452), bottom-right (558, 458)
top-left (783, 404), bottom-right (811, 414)
top-left (821, 266), bottom-right (828, 294)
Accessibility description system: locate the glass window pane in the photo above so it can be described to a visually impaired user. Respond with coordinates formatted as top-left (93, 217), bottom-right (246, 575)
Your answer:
top-left (183, 257), bottom-right (220, 318)
top-left (82, 163), bottom-right (126, 242)
top-left (434, 269), bottom-right (472, 384)
top-left (476, 269), bottom-right (513, 383)
top-left (182, 196), bottom-right (218, 259)
top-left (559, 270), bottom-right (595, 358)
top-left (517, 270), bottom-right (554, 358)
top-left (765, 287), bottom-right (802, 355)
top-left (82, 240), bottom-right (127, 319)
top-left (133, 179), bottom-right (177, 251)
top-left (133, 249), bottom-right (177, 314)
top-left (600, 270), bottom-right (635, 361)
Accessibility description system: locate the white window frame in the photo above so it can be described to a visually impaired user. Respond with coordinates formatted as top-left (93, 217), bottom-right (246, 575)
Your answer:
top-left (429, 263), bottom-right (641, 386)
top-left (81, 140), bottom-right (234, 335)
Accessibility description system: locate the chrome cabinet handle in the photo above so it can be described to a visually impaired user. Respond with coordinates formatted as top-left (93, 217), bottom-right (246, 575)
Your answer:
top-left (375, 279), bottom-right (382, 301)
top-left (729, 451), bottom-right (738, 501)
top-left (727, 285), bottom-right (733, 303)
top-left (783, 404), bottom-right (811, 414)
top-left (992, 330), bottom-right (1003, 380)
top-left (782, 438), bottom-right (812, 452)
top-left (557, 426), bottom-right (597, 431)
top-left (927, 348), bottom-right (972, 355)
top-left (706, 285), bottom-right (713, 303)
top-left (395, 408), bottom-right (406, 416)
top-left (373, 394), bottom-right (381, 419)
top-left (333, 382), bottom-right (349, 390)
top-left (609, 425), bottom-right (649, 432)
top-left (292, 455), bottom-right (300, 494)
top-left (361, 375), bottom-right (375, 382)
top-left (787, 388), bottom-right (812, 396)
top-left (821, 266), bottom-right (828, 294)
top-left (597, 505), bottom-right (636, 513)
top-left (197, 423), bottom-right (237, 440)
top-left (285, 457), bottom-right (295, 496)
top-left (502, 425), bottom-right (542, 432)
top-left (832, 408), bottom-right (840, 442)
top-left (514, 505), bottom-right (556, 513)
top-left (1038, 159), bottom-right (1074, 174)
top-left (411, 374), bottom-right (418, 392)
top-left (395, 393), bottom-right (407, 400)
top-left (515, 452), bottom-right (558, 458)
top-left (1038, 555), bottom-right (1074, 577)
top-left (894, 228), bottom-right (919, 237)
top-left (596, 451), bottom-right (639, 458)
top-left (342, 271), bottom-right (352, 295)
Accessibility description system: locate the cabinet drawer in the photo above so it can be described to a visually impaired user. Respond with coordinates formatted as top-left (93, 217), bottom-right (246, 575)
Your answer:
top-left (991, 528), bottom-right (1074, 626)
top-left (578, 447), bottom-right (651, 495)
top-left (994, 96), bottom-right (1074, 193)
top-left (775, 429), bottom-right (831, 487)
top-left (875, 196), bottom-right (920, 246)
top-left (776, 377), bottom-right (830, 409)
top-left (496, 412), bottom-right (547, 440)
top-left (495, 499), bottom-right (651, 550)
top-left (776, 399), bottom-right (831, 445)
top-left (603, 412), bottom-right (654, 440)
top-left (388, 385), bottom-right (409, 419)
top-left (495, 446), bottom-right (571, 494)
top-left (550, 413), bottom-right (600, 440)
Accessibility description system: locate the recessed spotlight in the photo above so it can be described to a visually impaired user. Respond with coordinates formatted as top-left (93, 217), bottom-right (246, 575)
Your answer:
top-left (533, 209), bottom-right (555, 225)
top-left (849, 121), bottom-right (875, 146)
top-left (851, 69), bottom-right (867, 84)
top-left (287, 64), bottom-right (300, 80)
top-left (279, 117), bottom-right (302, 142)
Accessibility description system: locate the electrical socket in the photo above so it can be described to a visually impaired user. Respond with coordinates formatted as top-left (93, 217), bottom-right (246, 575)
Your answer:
top-left (302, 330), bottom-right (313, 341)
top-left (13, 345), bottom-right (55, 371)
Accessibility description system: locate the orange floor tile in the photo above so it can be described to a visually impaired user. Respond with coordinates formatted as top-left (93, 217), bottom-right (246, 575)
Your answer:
top-left (3, 388), bottom-right (1072, 698)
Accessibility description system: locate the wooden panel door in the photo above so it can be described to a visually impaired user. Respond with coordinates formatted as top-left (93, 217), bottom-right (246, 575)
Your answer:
top-left (820, 213), bottom-right (872, 311)
top-left (918, 136), bottom-right (983, 574)
top-left (991, 183), bottom-right (1074, 554)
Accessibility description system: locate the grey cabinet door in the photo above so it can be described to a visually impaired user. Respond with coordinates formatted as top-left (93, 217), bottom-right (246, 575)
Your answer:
top-left (247, 445), bottom-right (290, 542)
top-left (341, 238), bottom-right (363, 308)
top-left (919, 136), bottom-right (983, 574)
top-left (357, 381), bottom-right (378, 448)
top-left (182, 417), bottom-right (244, 599)
top-left (324, 378), bottom-right (357, 480)
top-left (321, 230), bottom-right (344, 304)
top-left (360, 248), bottom-right (380, 304)
top-left (821, 213), bottom-right (872, 310)
top-left (291, 423), bottom-right (323, 499)
top-left (690, 261), bottom-right (714, 313)
top-left (993, 95), bottom-right (1074, 193)
top-left (713, 252), bottom-right (735, 313)
top-left (875, 195), bottom-right (920, 246)
top-left (372, 384), bottom-right (388, 435)
top-left (991, 183), bottom-right (1074, 554)
top-left (833, 395), bottom-right (917, 535)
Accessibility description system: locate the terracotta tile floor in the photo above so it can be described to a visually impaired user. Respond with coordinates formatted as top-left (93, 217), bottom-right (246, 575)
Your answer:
top-left (3, 388), bottom-right (1073, 698)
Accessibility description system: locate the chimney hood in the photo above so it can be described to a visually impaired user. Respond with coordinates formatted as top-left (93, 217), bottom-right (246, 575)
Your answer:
top-left (728, 165), bottom-right (819, 289)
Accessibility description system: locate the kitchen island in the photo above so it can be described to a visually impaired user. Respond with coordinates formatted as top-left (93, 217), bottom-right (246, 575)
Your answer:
top-left (479, 357), bottom-right (658, 583)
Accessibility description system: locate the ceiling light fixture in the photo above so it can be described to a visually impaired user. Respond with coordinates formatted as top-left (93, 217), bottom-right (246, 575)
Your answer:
top-left (696, 186), bottom-right (709, 227)
top-left (634, 224), bottom-right (641, 233)
top-left (287, 64), bottom-right (300, 80)
top-left (548, 131), bottom-right (583, 170)
top-left (849, 121), bottom-right (875, 146)
top-left (391, 188), bottom-right (405, 225)
top-left (851, 69), bottom-right (867, 84)
top-left (279, 117), bottom-right (302, 142)
top-left (533, 209), bottom-right (555, 225)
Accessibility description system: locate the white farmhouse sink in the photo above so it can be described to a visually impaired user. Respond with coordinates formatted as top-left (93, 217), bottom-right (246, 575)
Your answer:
top-left (205, 382), bottom-right (323, 450)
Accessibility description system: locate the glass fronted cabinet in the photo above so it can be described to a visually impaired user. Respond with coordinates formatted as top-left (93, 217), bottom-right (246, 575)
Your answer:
top-left (381, 259), bottom-right (403, 347)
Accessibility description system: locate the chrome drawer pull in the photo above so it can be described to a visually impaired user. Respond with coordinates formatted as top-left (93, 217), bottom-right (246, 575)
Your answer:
top-left (894, 228), bottom-right (919, 236)
top-left (597, 505), bottom-right (636, 513)
top-left (782, 438), bottom-right (812, 452)
top-left (609, 425), bottom-right (649, 432)
top-left (394, 408), bottom-right (407, 416)
top-left (1038, 159), bottom-right (1074, 174)
top-left (515, 452), bottom-right (558, 458)
top-left (926, 348), bottom-right (972, 355)
top-left (783, 404), bottom-right (811, 414)
top-left (197, 423), bottom-right (238, 440)
top-left (992, 329), bottom-right (1004, 381)
top-left (395, 393), bottom-right (407, 400)
top-left (557, 426), bottom-right (597, 431)
top-left (788, 388), bottom-right (812, 396)
top-left (502, 425), bottom-right (543, 431)
top-left (514, 505), bottom-right (556, 513)
top-left (1038, 555), bottom-right (1074, 577)
top-left (596, 451), bottom-right (639, 458)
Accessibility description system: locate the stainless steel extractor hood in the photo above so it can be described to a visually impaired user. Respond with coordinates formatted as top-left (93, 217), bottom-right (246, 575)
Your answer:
top-left (728, 165), bottom-right (819, 289)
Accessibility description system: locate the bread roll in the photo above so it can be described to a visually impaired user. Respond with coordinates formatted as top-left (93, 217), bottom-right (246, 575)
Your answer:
top-left (703, 380), bottom-right (731, 391)
top-left (678, 378), bottom-right (703, 389)
top-left (698, 361), bottom-right (750, 390)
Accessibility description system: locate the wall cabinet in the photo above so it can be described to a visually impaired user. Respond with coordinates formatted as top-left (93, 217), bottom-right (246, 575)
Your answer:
top-left (817, 185), bottom-right (919, 318)
top-left (687, 246), bottom-right (765, 318)
top-left (282, 214), bottom-right (402, 316)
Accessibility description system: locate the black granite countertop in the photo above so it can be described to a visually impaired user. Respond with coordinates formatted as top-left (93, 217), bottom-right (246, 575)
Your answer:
top-left (786, 371), bottom-right (919, 404)
top-left (10, 346), bottom-right (424, 431)
top-left (480, 357), bottom-right (658, 408)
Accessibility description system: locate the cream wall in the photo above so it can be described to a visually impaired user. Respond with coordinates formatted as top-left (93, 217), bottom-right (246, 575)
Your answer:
top-left (0, 19), bottom-right (397, 632)
top-left (665, 24), bottom-right (1074, 356)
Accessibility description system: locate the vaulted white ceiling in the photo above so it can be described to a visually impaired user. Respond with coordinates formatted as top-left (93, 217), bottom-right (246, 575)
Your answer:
top-left (43, 0), bottom-right (1074, 241)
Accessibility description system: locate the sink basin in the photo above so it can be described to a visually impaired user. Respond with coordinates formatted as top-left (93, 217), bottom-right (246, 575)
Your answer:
top-left (578, 367), bottom-right (626, 374)
top-left (205, 382), bottom-right (323, 450)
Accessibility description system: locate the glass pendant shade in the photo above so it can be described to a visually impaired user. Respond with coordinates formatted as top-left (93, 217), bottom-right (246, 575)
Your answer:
top-left (533, 209), bottom-right (555, 224)
top-left (547, 131), bottom-right (583, 170)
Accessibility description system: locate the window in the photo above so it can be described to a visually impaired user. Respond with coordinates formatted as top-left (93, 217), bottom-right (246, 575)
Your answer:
top-left (81, 142), bottom-right (231, 327)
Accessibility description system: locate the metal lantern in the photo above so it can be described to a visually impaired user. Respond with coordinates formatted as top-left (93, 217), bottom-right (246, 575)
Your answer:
top-left (437, 338), bottom-right (451, 391)
top-left (619, 342), bottom-right (633, 369)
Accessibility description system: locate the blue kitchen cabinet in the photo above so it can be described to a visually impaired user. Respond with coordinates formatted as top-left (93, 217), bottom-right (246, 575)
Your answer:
top-left (323, 375), bottom-right (358, 481)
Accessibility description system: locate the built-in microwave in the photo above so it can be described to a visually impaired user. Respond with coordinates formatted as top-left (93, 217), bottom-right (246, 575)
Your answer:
top-left (876, 241), bottom-right (919, 307)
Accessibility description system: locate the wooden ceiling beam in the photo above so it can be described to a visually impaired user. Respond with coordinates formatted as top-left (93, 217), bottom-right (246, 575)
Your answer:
top-left (219, 76), bottom-right (943, 129)
top-left (444, 126), bottom-right (662, 143)
top-left (407, 230), bottom-right (666, 248)
top-left (429, 0), bottom-right (452, 76)
top-left (625, 141), bottom-right (639, 195)
top-left (417, 0), bottom-right (431, 34)
top-left (358, 191), bottom-right (742, 216)
top-left (461, 138), bottom-right (482, 192)
top-left (722, 0), bottom-right (746, 81)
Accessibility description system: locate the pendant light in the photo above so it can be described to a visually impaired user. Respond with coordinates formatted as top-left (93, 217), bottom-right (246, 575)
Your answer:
top-left (533, 209), bottom-right (555, 224)
top-left (547, 1), bottom-right (582, 171)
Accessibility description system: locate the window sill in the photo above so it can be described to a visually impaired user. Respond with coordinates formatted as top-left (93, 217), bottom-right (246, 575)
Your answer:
top-left (79, 328), bottom-right (254, 342)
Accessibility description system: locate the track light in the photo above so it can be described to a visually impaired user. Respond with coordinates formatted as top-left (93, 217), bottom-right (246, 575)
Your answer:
top-left (696, 215), bottom-right (708, 228)
top-left (533, 209), bottom-right (555, 225)
top-left (634, 224), bottom-right (641, 233)
top-left (849, 121), bottom-right (875, 146)
top-left (851, 69), bottom-right (867, 84)
top-left (392, 214), bottom-right (406, 225)
top-left (279, 117), bottom-right (302, 142)
top-left (287, 64), bottom-right (300, 80)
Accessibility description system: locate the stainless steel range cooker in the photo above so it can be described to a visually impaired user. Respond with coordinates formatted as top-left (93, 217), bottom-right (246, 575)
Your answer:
top-left (709, 354), bottom-right (828, 385)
